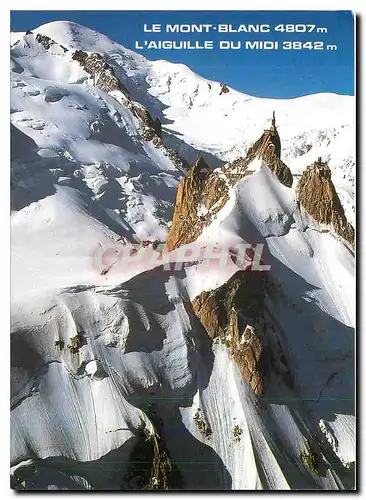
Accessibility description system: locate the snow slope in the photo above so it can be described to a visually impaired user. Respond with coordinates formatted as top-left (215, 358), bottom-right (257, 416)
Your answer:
top-left (11, 21), bottom-right (355, 490)
top-left (11, 28), bottom-right (184, 302)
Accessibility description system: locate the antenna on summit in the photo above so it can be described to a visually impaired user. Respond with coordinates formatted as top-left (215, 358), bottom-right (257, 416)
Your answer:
top-left (271, 111), bottom-right (276, 130)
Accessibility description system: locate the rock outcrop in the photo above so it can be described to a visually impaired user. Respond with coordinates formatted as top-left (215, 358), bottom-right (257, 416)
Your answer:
top-left (219, 83), bottom-right (229, 95)
top-left (166, 156), bottom-right (230, 250)
top-left (296, 158), bottom-right (354, 245)
top-left (219, 112), bottom-right (292, 187)
top-left (71, 49), bottom-right (186, 171)
top-left (166, 114), bottom-right (293, 250)
top-left (128, 101), bottom-right (162, 141)
top-left (166, 116), bottom-right (295, 396)
top-left (72, 50), bottom-right (128, 95)
top-left (35, 33), bottom-right (68, 52)
top-left (192, 271), bottom-right (271, 396)
top-left (243, 112), bottom-right (293, 188)
top-left (124, 408), bottom-right (182, 490)
top-left (192, 271), bottom-right (293, 396)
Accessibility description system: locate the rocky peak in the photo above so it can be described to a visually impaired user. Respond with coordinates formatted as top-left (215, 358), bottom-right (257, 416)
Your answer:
top-left (166, 156), bottom-right (229, 250)
top-left (166, 116), bottom-right (293, 250)
top-left (296, 158), bottom-right (354, 245)
top-left (165, 119), bottom-right (297, 395)
top-left (219, 112), bottom-right (292, 187)
top-left (312, 157), bottom-right (332, 178)
top-left (240, 111), bottom-right (292, 187)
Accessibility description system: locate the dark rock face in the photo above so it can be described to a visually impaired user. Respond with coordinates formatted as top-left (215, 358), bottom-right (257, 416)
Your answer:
top-left (72, 50), bottom-right (128, 95)
top-left (219, 115), bottom-right (293, 188)
top-left (219, 83), bottom-right (229, 95)
top-left (296, 159), bottom-right (354, 245)
top-left (153, 117), bottom-right (162, 138)
top-left (128, 103), bottom-right (162, 140)
top-left (243, 128), bottom-right (293, 188)
top-left (166, 156), bottom-right (230, 250)
top-left (192, 271), bottom-right (294, 397)
top-left (124, 413), bottom-right (182, 490)
top-left (166, 117), bottom-right (293, 250)
top-left (35, 33), bottom-right (68, 52)
top-left (192, 271), bottom-right (271, 396)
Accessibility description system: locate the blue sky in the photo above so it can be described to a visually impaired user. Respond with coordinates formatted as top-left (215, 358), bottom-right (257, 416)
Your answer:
top-left (11, 10), bottom-right (354, 98)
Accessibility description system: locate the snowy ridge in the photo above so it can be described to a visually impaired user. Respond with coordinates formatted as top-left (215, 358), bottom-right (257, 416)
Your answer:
top-left (12, 21), bottom-right (355, 223)
top-left (11, 21), bottom-right (355, 490)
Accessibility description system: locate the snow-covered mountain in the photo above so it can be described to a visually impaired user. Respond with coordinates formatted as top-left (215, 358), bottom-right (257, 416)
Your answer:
top-left (11, 21), bottom-right (355, 490)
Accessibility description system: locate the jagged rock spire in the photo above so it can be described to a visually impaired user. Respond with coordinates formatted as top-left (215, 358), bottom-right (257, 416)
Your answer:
top-left (228, 113), bottom-right (293, 188)
top-left (166, 156), bottom-right (229, 250)
top-left (296, 159), bottom-right (354, 245)
top-left (166, 115), bottom-right (295, 251)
